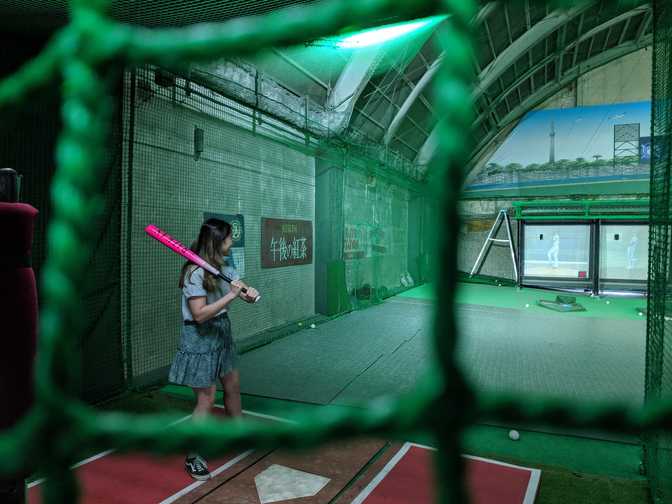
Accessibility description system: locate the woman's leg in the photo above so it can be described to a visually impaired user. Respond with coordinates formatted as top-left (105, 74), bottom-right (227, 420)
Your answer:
top-left (186, 384), bottom-right (217, 478)
top-left (192, 384), bottom-right (216, 420)
top-left (220, 370), bottom-right (242, 418)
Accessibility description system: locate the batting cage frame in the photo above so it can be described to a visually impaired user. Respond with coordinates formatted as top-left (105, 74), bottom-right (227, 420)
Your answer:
top-left (0, 0), bottom-right (669, 503)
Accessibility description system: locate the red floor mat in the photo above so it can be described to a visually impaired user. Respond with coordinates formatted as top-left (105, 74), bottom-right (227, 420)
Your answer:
top-left (352, 444), bottom-right (540, 504)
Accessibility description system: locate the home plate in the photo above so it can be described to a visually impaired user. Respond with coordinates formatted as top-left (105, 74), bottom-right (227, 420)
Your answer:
top-left (175, 437), bottom-right (387, 503)
top-left (255, 464), bottom-right (330, 503)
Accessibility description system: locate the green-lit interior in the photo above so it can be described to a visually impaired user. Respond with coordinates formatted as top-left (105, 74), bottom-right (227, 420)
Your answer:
top-left (0, 1), bottom-right (670, 504)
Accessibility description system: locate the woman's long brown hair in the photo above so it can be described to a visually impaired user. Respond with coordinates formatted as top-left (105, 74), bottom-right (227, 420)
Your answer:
top-left (179, 218), bottom-right (232, 293)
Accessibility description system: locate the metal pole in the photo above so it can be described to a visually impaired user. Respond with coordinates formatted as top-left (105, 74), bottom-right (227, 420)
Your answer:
top-left (504, 211), bottom-right (518, 280)
top-left (470, 210), bottom-right (502, 276)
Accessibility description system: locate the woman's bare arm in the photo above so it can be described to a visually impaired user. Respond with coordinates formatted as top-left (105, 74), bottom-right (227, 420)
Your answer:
top-left (188, 281), bottom-right (242, 323)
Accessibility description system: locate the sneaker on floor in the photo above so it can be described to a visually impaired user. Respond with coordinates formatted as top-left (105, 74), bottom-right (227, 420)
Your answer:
top-left (185, 455), bottom-right (211, 480)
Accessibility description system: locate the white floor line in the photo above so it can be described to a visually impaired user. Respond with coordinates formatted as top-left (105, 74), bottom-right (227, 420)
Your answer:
top-left (240, 408), bottom-right (297, 425)
top-left (27, 414), bottom-right (192, 489)
top-left (158, 408), bottom-right (294, 503)
top-left (27, 403), bottom-right (542, 503)
top-left (27, 408), bottom-right (294, 492)
top-left (158, 449), bottom-right (255, 504)
top-left (407, 441), bottom-right (436, 451)
top-left (523, 467), bottom-right (542, 504)
top-left (463, 454), bottom-right (542, 504)
top-left (350, 442), bottom-right (413, 504)
top-left (352, 442), bottom-right (542, 504)
top-left (210, 404), bottom-right (297, 424)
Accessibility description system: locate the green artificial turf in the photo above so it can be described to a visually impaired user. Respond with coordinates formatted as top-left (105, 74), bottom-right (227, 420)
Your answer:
top-left (400, 282), bottom-right (647, 321)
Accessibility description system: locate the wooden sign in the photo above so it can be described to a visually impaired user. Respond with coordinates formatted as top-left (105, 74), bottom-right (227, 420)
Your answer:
top-left (261, 218), bottom-right (313, 268)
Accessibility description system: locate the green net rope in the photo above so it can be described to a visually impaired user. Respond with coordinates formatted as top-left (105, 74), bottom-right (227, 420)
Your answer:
top-left (0, 0), bottom-right (664, 502)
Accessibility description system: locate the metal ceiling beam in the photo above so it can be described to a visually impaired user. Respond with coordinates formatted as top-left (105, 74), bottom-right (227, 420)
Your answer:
top-left (564, 4), bottom-right (649, 52)
top-left (326, 46), bottom-right (384, 134)
top-left (386, 61), bottom-right (436, 115)
top-left (602, 27), bottom-right (611, 52)
top-left (465, 34), bottom-right (652, 177)
top-left (556, 24), bottom-right (568, 81)
top-left (358, 74), bottom-right (430, 138)
top-left (384, 54), bottom-right (443, 145)
top-left (358, 62), bottom-right (425, 104)
top-left (472, 3), bottom-right (593, 100)
top-left (475, 2), bottom-right (498, 26)
top-left (572, 12), bottom-right (585, 67)
top-left (344, 15), bottom-right (448, 139)
top-left (426, 31), bottom-right (653, 169)
top-left (504, 4), bottom-right (514, 45)
top-left (618, 16), bottom-right (632, 45)
top-left (470, 3), bottom-right (652, 142)
top-left (636, 9), bottom-right (652, 44)
top-left (271, 48), bottom-right (329, 91)
top-left (483, 18), bottom-right (498, 61)
top-left (473, 53), bottom-right (483, 74)
top-left (416, 50), bottom-right (432, 71)
top-left (357, 107), bottom-right (419, 154)
top-left (473, 52), bottom-right (556, 126)
top-left (384, 3), bottom-right (495, 150)
top-left (525, 0), bottom-right (531, 30)
top-left (415, 125), bottom-right (439, 166)
top-left (587, 34), bottom-right (596, 59)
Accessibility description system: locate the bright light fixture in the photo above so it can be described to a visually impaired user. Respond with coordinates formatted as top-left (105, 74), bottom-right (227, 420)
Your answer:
top-left (335, 15), bottom-right (448, 48)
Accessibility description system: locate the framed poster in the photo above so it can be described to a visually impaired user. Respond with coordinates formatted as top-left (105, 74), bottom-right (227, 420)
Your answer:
top-left (204, 212), bottom-right (245, 277)
top-left (261, 218), bottom-right (313, 268)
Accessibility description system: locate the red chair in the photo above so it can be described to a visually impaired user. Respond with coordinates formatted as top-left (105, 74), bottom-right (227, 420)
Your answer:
top-left (0, 170), bottom-right (38, 504)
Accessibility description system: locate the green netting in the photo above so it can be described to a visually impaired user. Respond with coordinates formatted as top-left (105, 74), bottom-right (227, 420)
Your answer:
top-left (117, 63), bottom-right (429, 385)
top-left (645, 1), bottom-right (672, 502)
top-left (0, 1), bottom-right (668, 504)
top-left (0, 38), bottom-right (125, 404)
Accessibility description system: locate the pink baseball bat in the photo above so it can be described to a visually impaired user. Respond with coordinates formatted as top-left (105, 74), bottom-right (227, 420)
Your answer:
top-left (145, 224), bottom-right (260, 303)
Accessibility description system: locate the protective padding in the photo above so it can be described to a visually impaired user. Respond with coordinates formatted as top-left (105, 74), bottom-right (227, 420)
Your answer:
top-left (0, 202), bottom-right (38, 430)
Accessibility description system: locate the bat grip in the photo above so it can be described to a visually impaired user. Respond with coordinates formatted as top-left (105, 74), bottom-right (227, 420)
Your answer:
top-left (217, 273), bottom-right (261, 303)
top-left (217, 272), bottom-right (235, 285)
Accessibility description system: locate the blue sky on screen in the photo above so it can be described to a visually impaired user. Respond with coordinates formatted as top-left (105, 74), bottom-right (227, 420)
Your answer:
top-left (487, 101), bottom-right (651, 166)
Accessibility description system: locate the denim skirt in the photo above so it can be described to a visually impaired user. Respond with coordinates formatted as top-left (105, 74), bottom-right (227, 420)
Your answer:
top-left (168, 314), bottom-right (238, 388)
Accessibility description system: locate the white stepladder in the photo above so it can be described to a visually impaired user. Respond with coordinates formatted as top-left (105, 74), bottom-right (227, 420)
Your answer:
top-left (470, 209), bottom-right (518, 280)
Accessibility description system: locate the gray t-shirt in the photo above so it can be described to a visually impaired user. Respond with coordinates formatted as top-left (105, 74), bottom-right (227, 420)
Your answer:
top-left (181, 264), bottom-right (241, 321)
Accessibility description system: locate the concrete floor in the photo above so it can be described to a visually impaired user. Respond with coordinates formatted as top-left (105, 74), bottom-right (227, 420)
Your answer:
top-left (239, 291), bottom-right (645, 408)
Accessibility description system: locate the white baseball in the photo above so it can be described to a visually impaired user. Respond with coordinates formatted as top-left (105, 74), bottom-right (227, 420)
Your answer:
top-left (508, 430), bottom-right (520, 441)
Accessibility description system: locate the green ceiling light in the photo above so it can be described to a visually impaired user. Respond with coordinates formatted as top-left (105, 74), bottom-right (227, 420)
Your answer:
top-left (335, 15), bottom-right (448, 48)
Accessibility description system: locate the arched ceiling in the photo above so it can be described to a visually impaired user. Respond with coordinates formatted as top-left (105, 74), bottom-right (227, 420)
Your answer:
top-left (236, 0), bottom-right (654, 180)
top-left (343, 0), bottom-right (653, 178)
top-left (0, 0), bottom-right (654, 183)
top-left (462, 1), bottom-right (653, 178)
